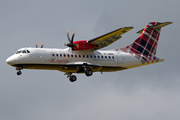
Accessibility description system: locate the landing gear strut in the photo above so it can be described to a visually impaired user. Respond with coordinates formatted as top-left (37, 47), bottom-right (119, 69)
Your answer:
top-left (64, 73), bottom-right (77, 82)
top-left (16, 67), bottom-right (23, 76)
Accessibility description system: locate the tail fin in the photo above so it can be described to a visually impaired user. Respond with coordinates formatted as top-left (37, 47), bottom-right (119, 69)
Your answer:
top-left (120, 22), bottom-right (172, 63)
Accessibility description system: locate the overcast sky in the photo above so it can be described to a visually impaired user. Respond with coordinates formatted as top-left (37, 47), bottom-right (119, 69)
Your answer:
top-left (1, 0), bottom-right (180, 120)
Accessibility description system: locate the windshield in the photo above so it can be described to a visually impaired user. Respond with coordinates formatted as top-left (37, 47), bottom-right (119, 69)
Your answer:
top-left (16, 51), bottom-right (22, 54)
top-left (22, 50), bottom-right (26, 53)
top-left (15, 49), bottom-right (30, 54)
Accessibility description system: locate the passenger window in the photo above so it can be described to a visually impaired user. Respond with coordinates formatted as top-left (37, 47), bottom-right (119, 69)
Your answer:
top-left (109, 56), bottom-right (111, 59)
top-left (56, 54), bottom-right (59, 57)
top-left (22, 50), bottom-right (26, 53)
top-left (101, 56), bottom-right (103, 59)
top-left (98, 56), bottom-right (100, 59)
top-left (60, 54), bottom-right (62, 57)
top-left (87, 55), bottom-right (89, 58)
top-left (52, 54), bottom-right (55, 57)
top-left (90, 55), bottom-right (92, 58)
top-left (75, 55), bottom-right (77, 57)
top-left (105, 56), bottom-right (107, 59)
top-left (112, 56), bottom-right (114, 59)
top-left (71, 54), bottom-right (73, 57)
top-left (94, 55), bottom-right (96, 58)
top-left (79, 55), bottom-right (81, 58)
top-left (67, 54), bottom-right (70, 57)
top-left (64, 54), bottom-right (66, 57)
top-left (83, 55), bottom-right (85, 58)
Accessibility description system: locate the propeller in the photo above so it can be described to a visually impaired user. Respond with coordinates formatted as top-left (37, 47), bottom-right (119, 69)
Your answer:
top-left (63, 31), bottom-right (79, 50)
top-left (41, 43), bottom-right (44, 48)
top-left (35, 43), bottom-right (44, 48)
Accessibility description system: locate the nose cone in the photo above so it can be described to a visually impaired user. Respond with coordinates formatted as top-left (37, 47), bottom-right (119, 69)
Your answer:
top-left (6, 56), bottom-right (15, 65)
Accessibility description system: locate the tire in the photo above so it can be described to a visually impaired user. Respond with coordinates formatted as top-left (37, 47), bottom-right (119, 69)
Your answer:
top-left (69, 75), bottom-right (77, 82)
top-left (17, 71), bottom-right (22, 76)
top-left (85, 70), bottom-right (93, 76)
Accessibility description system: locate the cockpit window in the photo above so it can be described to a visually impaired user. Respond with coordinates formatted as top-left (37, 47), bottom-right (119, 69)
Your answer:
top-left (27, 50), bottom-right (30, 53)
top-left (16, 51), bottom-right (22, 54)
top-left (22, 50), bottom-right (26, 53)
top-left (16, 49), bottom-right (30, 54)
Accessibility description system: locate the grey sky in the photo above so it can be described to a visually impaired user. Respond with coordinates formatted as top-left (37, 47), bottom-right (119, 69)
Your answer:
top-left (1, 0), bottom-right (180, 120)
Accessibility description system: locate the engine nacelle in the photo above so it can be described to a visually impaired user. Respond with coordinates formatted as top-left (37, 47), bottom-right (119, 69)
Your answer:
top-left (72, 40), bottom-right (97, 50)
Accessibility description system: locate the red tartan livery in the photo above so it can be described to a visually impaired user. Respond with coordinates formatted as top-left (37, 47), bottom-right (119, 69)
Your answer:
top-left (120, 22), bottom-right (172, 64)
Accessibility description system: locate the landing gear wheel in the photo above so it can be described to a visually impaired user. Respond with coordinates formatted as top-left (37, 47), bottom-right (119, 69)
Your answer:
top-left (85, 70), bottom-right (93, 76)
top-left (69, 75), bottom-right (77, 82)
top-left (17, 71), bottom-right (22, 76)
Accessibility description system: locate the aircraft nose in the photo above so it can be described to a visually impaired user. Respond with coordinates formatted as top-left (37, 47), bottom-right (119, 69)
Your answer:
top-left (6, 56), bottom-right (15, 65)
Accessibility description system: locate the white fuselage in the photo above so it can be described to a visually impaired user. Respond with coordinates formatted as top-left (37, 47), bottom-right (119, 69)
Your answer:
top-left (6, 47), bottom-right (163, 73)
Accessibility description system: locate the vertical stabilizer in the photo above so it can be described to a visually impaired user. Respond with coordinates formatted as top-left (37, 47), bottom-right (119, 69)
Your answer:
top-left (119, 22), bottom-right (172, 63)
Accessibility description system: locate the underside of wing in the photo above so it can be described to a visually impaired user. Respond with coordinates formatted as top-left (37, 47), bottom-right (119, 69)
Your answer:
top-left (88, 27), bottom-right (133, 51)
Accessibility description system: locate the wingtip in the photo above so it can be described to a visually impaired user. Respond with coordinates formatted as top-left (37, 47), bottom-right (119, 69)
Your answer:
top-left (165, 21), bottom-right (173, 25)
top-left (165, 21), bottom-right (173, 24)
top-left (124, 26), bottom-right (134, 29)
top-left (130, 26), bottom-right (134, 29)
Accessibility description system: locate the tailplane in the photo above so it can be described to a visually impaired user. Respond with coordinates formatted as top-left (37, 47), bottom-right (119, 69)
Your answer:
top-left (120, 22), bottom-right (172, 63)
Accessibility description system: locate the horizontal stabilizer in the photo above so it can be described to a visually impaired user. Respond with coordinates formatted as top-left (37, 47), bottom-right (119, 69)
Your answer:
top-left (137, 22), bottom-right (173, 34)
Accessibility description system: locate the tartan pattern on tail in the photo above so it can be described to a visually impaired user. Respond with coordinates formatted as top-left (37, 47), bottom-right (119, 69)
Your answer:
top-left (120, 22), bottom-right (161, 64)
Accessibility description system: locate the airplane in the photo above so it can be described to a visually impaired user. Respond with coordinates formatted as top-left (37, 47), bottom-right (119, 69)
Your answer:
top-left (6, 22), bottom-right (172, 82)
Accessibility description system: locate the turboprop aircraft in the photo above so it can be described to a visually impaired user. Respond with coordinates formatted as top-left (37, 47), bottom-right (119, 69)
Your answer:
top-left (6, 22), bottom-right (172, 82)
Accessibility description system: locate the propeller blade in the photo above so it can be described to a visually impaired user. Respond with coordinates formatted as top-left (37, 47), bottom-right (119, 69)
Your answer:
top-left (63, 42), bottom-right (67, 46)
top-left (75, 44), bottom-right (79, 48)
top-left (67, 31), bottom-right (71, 43)
top-left (66, 31), bottom-right (76, 50)
top-left (35, 43), bottom-right (38, 48)
top-left (71, 32), bottom-right (76, 43)
top-left (41, 43), bottom-right (44, 48)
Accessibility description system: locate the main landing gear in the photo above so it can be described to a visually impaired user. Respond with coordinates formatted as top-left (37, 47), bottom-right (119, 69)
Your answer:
top-left (85, 70), bottom-right (93, 76)
top-left (64, 73), bottom-right (77, 82)
top-left (69, 75), bottom-right (77, 82)
top-left (65, 70), bottom-right (93, 82)
top-left (64, 64), bottom-right (94, 82)
top-left (83, 63), bottom-right (93, 77)
top-left (16, 67), bottom-right (23, 76)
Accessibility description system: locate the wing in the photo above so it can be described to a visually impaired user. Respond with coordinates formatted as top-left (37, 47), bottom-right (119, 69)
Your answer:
top-left (88, 27), bottom-right (133, 51)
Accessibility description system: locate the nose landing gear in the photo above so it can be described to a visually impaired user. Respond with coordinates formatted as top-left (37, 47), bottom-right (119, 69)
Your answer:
top-left (17, 71), bottom-right (22, 75)
top-left (16, 67), bottom-right (23, 76)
